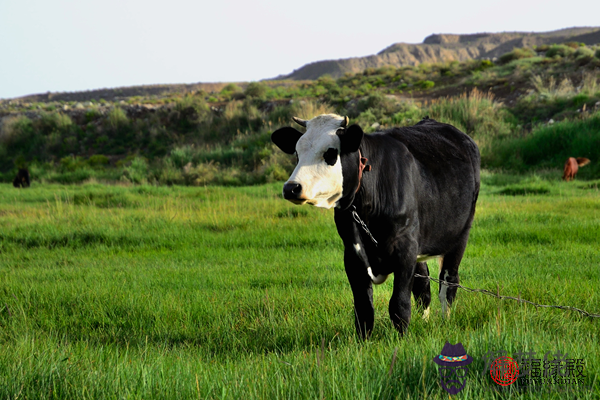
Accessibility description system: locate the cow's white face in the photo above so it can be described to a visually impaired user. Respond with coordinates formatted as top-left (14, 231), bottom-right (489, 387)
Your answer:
top-left (272, 113), bottom-right (364, 209)
top-left (272, 114), bottom-right (350, 209)
top-left (287, 115), bottom-right (345, 208)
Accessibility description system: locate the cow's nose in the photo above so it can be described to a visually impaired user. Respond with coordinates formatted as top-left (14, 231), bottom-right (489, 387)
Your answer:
top-left (283, 182), bottom-right (303, 199)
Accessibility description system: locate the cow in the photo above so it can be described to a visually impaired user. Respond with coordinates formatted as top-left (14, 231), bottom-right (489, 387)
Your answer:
top-left (562, 157), bottom-right (590, 181)
top-left (12, 168), bottom-right (30, 188)
top-left (271, 114), bottom-right (480, 338)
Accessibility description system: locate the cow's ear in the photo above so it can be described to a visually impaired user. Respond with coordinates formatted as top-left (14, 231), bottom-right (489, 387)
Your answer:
top-left (338, 124), bottom-right (363, 154)
top-left (271, 127), bottom-right (303, 154)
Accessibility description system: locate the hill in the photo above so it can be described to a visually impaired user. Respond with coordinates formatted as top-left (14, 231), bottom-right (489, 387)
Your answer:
top-left (276, 27), bottom-right (600, 80)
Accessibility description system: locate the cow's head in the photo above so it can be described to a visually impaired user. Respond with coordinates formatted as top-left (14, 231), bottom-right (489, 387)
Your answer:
top-left (271, 114), bottom-right (364, 209)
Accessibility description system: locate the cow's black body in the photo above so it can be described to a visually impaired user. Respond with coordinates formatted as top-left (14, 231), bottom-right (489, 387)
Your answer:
top-left (272, 116), bottom-right (480, 338)
top-left (334, 118), bottom-right (480, 337)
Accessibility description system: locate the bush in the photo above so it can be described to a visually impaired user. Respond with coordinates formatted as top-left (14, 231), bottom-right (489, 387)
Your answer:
top-left (498, 48), bottom-right (536, 64)
top-left (170, 96), bottom-right (209, 129)
top-left (38, 112), bottom-right (72, 134)
top-left (107, 107), bottom-right (129, 130)
top-left (221, 83), bottom-right (242, 94)
top-left (417, 80), bottom-right (435, 89)
top-left (574, 47), bottom-right (594, 63)
top-left (545, 44), bottom-right (576, 59)
top-left (350, 92), bottom-right (397, 118)
top-left (60, 156), bottom-right (85, 172)
top-left (122, 157), bottom-right (149, 184)
top-left (245, 82), bottom-right (268, 98)
top-left (170, 145), bottom-right (195, 169)
top-left (87, 155), bottom-right (110, 169)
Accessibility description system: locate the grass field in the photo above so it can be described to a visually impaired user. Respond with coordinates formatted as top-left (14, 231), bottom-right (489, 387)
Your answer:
top-left (0, 174), bottom-right (599, 399)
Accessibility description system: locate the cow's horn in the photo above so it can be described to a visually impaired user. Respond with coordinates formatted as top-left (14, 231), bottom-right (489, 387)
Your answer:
top-left (340, 116), bottom-right (349, 128)
top-left (292, 117), bottom-right (308, 127)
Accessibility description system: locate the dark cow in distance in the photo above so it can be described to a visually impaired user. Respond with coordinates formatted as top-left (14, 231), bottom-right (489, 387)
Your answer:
top-left (562, 157), bottom-right (590, 181)
top-left (13, 169), bottom-right (30, 188)
top-left (272, 114), bottom-right (480, 338)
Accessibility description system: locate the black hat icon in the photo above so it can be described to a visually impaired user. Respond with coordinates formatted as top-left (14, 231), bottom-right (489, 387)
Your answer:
top-left (433, 342), bottom-right (473, 367)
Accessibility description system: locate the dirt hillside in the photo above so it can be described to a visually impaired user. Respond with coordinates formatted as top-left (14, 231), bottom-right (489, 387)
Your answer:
top-left (276, 27), bottom-right (600, 80)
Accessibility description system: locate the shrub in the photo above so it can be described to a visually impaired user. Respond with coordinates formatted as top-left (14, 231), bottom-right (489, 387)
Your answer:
top-left (245, 82), bottom-right (268, 98)
top-left (170, 145), bottom-right (195, 169)
top-left (417, 80), bottom-right (435, 89)
top-left (170, 96), bottom-right (209, 129)
top-left (221, 83), bottom-right (242, 94)
top-left (86, 155), bottom-right (110, 169)
top-left (122, 156), bottom-right (149, 184)
top-left (574, 47), bottom-right (594, 63)
top-left (498, 48), bottom-right (536, 64)
top-left (545, 44), bottom-right (576, 59)
top-left (390, 103), bottom-right (422, 125)
top-left (38, 112), bottom-right (72, 134)
top-left (59, 156), bottom-right (85, 172)
top-left (0, 115), bottom-right (33, 146)
top-left (350, 92), bottom-right (397, 118)
top-left (155, 159), bottom-right (184, 185)
top-left (107, 107), bottom-right (129, 130)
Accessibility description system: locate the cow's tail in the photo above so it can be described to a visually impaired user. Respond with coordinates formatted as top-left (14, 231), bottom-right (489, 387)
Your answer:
top-left (576, 158), bottom-right (591, 167)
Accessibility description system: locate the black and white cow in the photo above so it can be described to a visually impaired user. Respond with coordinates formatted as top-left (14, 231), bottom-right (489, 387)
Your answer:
top-left (271, 114), bottom-right (480, 338)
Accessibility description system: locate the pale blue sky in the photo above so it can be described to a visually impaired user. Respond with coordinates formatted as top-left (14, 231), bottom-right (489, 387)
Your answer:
top-left (1, 0), bottom-right (599, 99)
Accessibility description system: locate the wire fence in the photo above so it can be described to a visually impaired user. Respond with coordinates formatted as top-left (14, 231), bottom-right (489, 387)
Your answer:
top-left (413, 273), bottom-right (600, 319)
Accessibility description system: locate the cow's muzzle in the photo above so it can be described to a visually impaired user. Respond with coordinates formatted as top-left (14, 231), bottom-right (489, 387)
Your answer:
top-left (283, 182), bottom-right (305, 204)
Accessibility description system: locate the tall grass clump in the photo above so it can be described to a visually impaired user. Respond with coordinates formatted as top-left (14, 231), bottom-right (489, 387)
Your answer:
top-left (290, 99), bottom-right (335, 121)
top-left (106, 107), bottom-right (129, 130)
top-left (427, 89), bottom-right (513, 151)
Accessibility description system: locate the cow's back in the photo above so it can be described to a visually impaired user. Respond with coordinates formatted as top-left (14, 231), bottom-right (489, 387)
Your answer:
top-left (364, 119), bottom-right (480, 253)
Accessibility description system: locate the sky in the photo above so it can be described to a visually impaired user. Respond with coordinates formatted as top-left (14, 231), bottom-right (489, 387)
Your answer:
top-left (1, 0), bottom-right (600, 99)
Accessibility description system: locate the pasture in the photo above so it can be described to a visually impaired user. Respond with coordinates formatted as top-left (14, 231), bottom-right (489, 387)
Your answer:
top-left (0, 174), bottom-right (599, 399)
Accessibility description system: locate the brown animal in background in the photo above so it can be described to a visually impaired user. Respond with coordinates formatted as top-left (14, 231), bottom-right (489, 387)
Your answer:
top-left (562, 157), bottom-right (591, 181)
top-left (12, 168), bottom-right (30, 188)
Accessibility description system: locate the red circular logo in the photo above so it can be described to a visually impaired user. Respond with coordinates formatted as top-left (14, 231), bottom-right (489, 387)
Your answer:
top-left (490, 356), bottom-right (519, 386)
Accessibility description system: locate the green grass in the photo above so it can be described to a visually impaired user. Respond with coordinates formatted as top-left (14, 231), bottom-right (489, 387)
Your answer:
top-left (0, 178), bottom-right (599, 399)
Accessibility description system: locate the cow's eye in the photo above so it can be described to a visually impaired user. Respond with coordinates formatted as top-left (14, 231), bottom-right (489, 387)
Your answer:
top-left (323, 148), bottom-right (338, 166)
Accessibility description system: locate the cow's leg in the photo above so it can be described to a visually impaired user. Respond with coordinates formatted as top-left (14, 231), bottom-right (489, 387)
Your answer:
top-left (412, 262), bottom-right (431, 320)
top-left (438, 234), bottom-right (470, 318)
top-left (388, 239), bottom-right (419, 335)
top-left (344, 246), bottom-right (374, 339)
